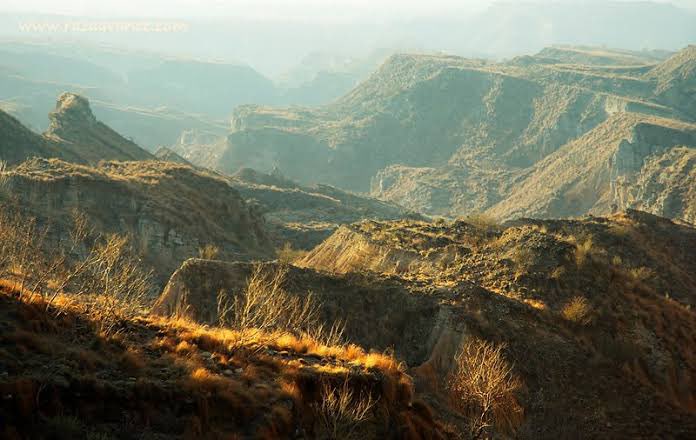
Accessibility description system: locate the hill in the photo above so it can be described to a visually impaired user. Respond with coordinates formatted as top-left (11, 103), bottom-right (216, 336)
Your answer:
top-left (287, 210), bottom-right (696, 437)
top-left (178, 46), bottom-right (696, 222)
top-left (0, 275), bottom-right (448, 439)
top-left (1, 93), bottom-right (154, 165)
top-left (228, 167), bottom-right (420, 249)
top-left (1, 158), bottom-right (273, 282)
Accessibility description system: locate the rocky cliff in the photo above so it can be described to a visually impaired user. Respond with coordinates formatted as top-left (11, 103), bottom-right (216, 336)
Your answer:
top-left (44, 92), bottom-right (154, 163)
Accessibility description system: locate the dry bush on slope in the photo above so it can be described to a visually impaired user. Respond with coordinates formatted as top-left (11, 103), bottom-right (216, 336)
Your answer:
top-left (561, 296), bottom-right (593, 325)
top-left (447, 339), bottom-right (523, 439)
top-left (76, 233), bottom-right (153, 335)
top-left (216, 264), bottom-right (345, 347)
top-left (198, 243), bottom-right (220, 260)
top-left (0, 209), bottom-right (152, 335)
top-left (313, 378), bottom-right (378, 439)
top-left (277, 242), bottom-right (309, 264)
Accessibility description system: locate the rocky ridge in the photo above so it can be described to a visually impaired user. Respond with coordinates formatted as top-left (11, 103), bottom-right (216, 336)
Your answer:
top-left (174, 46), bottom-right (696, 223)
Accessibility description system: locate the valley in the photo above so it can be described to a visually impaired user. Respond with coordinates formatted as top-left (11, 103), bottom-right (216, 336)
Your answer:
top-left (1, 3), bottom-right (696, 436)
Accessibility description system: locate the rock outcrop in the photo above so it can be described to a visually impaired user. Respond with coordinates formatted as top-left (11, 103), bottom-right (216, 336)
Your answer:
top-left (43, 92), bottom-right (154, 163)
top-left (1, 92), bottom-right (154, 166)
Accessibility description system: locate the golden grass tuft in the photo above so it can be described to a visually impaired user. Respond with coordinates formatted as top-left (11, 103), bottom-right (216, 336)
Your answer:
top-left (561, 296), bottom-right (593, 325)
top-left (276, 242), bottom-right (308, 264)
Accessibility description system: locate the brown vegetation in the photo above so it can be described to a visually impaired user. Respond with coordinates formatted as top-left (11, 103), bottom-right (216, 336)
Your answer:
top-left (0, 209), bottom-right (449, 438)
top-left (447, 339), bottom-right (523, 439)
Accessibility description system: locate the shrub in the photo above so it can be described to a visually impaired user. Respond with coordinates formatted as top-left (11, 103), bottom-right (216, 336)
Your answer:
top-left (276, 242), bottom-right (308, 264)
top-left (0, 209), bottom-right (152, 335)
top-left (574, 237), bottom-right (594, 267)
top-left (218, 264), bottom-right (319, 338)
top-left (561, 296), bottom-right (592, 325)
top-left (447, 339), bottom-right (522, 439)
top-left (313, 378), bottom-right (376, 439)
top-left (198, 244), bottom-right (220, 260)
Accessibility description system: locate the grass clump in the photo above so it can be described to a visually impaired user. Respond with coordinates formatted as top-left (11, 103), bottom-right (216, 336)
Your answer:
top-left (561, 296), bottom-right (593, 325)
top-left (276, 242), bottom-right (308, 264)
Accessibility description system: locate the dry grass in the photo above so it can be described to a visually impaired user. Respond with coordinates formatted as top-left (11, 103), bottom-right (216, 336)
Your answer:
top-left (276, 242), bottom-right (308, 264)
top-left (574, 237), bottom-right (594, 267)
top-left (447, 338), bottom-right (523, 439)
top-left (313, 378), bottom-right (377, 439)
top-left (198, 244), bottom-right (220, 260)
top-left (0, 281), bottom-right (437, 439)
top-left (561, 296), bottom-right (593, 325)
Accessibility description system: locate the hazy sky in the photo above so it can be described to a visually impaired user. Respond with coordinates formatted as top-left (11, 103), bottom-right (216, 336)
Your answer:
top-left (3, 0), bottom-right (696, 21)
top-left (0, 0), bottom-right (492, 20)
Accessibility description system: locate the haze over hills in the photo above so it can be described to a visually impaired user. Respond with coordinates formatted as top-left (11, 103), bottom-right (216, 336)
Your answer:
top-left (2, 1), bottom-right (696, 438)
top-left (177, 45), bottom-right (696, 224)
top-left (0, 41), bottom-right (372, 150)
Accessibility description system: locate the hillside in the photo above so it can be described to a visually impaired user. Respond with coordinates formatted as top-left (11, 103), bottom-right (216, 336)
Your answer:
top-left (228, 167), bottom-right (419, 249)
top-left (0, 279), bottom-right (448, 439)
top-left (1, 93), bottom-right (154, 165)
top-left (1, 158), bottom-right (273, 282)
top-left (288, 210), bottom-right (696, 437)
top-left (178, 45), bottom-right (696, 222)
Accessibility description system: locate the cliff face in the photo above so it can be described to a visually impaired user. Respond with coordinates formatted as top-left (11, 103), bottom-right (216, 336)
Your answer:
top-left (487, 114), bottom-right (696, 222)
top-left (613, 147), bottom-right (696, 224)
top-left (3, 159), bottom-right (273, 282)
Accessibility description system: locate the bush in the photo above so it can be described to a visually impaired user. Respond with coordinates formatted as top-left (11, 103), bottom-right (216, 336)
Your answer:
top-left (561, 296), bottom-right (592, 325)
top-left (198, 244), bottom-right (220, 260)
top-left (574, 238), bottom-right (594, 267)
top-left (217, 265), bottom-right (318, 335)
top-left (276, 242), bottom-right (308, 264)
top-left (313, 378), bottom-right (376, 439)
top-left (0, 209), bottom-right (152, 335)
top-left (447, 339), bottom-right (523, 438)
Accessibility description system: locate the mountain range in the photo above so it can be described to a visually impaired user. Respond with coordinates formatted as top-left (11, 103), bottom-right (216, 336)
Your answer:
top-left (175, 45), bottom-right (696, 224)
